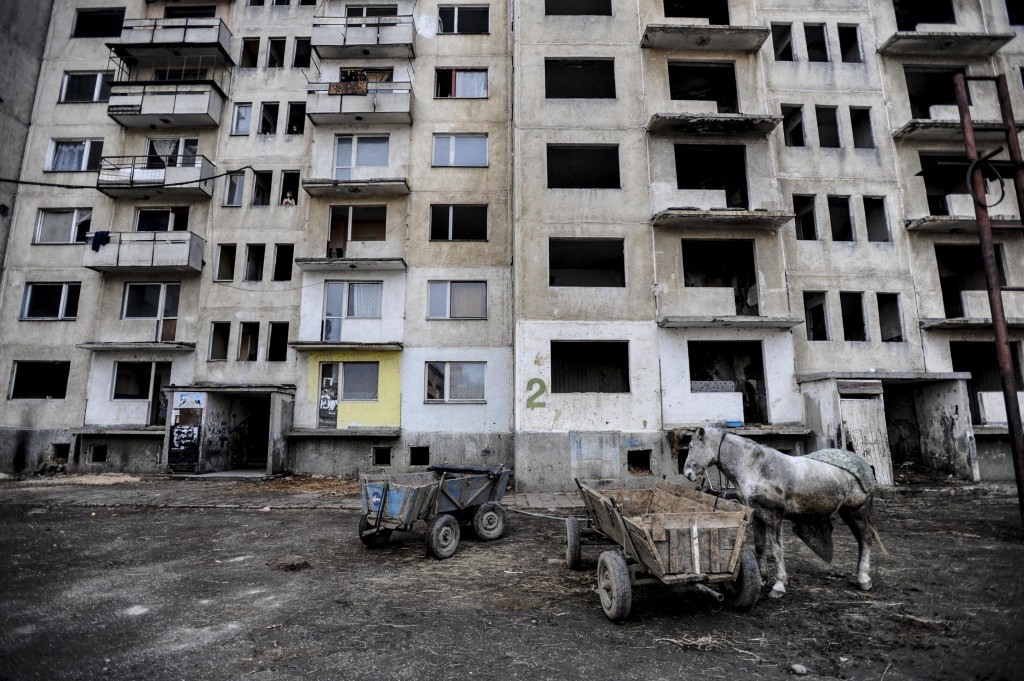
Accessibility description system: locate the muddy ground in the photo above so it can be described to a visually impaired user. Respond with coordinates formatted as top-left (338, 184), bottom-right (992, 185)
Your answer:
top-left (0, 487), bottom-right (1022, 681)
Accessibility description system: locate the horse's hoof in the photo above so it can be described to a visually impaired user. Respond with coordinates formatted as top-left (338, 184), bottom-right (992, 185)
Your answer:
top-left (857, 578), bottom-right (872, 591)
top-left (769, 584), bottom-right (786, 599)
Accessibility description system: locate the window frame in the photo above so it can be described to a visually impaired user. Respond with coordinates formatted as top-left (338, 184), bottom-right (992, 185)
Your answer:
top-left (224, 171), bottom-right (245, 206)
top-left (20, 282), bottom-right (81, 321)
top-left (111, 361), bottom-right (159, 401)
top-left (334, 135), bottom-right (390, 180)
top-left (59, 72), bottom-right (113, 103)
top-left (8, 361), bottom-right (71, 400)
top-left (432, 134), bottom-right (488, 167)
top-left (121, 282), bottom-right (181, 342)
top-left (46, 139), bottom-right (104, 172)
top-left (322, 281), bottom-right (384, 341)
top-left (427, 280), bottom-right (487, 319)
top-left (424, 361), bottom-right (487, 403)
top-left (232, 103), bottom-right (252, 135)
top-left (34, 208), bottom-right (92, 244)
top-left (341, 361), bottom-right (380, 401)
top-left (437, 6), bottom-right (490, 34)
top-left (435, 68), bottom-right (489, 98)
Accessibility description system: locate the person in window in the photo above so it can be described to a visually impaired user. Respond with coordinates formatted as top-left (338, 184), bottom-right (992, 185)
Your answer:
top-left (281, 191), bottom-right (295, 206)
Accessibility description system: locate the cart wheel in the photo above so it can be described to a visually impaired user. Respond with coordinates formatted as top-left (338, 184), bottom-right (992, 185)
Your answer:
top-left (565, 516), bottom-right (582, 570)
top-left (721, 545), bottom-right (760, 610)
top-left (358, 515), bottom-right (392, 548)
top-left (425, 514), bottom-right (461, 560)
top-left (597, 551), bottom-right (631, 621)
top-left (472, 502), bottom-right (507, 541)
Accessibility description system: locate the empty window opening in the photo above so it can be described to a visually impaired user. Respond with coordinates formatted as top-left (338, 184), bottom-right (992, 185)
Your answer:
top-left (438, 6), bottom-right (489, 33)
top-left (252, 171), bottom-right (272, 206)
top-left (687, 341), bottom-right (767, 424)
top-left (548, 238), bottom-right (625, 287)
top-left (917, 152), bottom-right (994, 215)
top-left (210, 322), bottom-right (230, 360)
top-left (373, 446), bottom-right (392, 466)
top-left (91, 444), bottom-right (108, 464)
top-left (674, 144), bottom-right (748, 209)
top-left (816, 106), bottom-right (841, 148)
top-left (877, 293), bottom-right (904, 343)
top-left (545, 0), bottom-right (612, 16)
top-left (550, 341), bottom-right (629, 393)
top-left (240, 38), bottom-right (260, 68)
top-left (428, 281), bottom-right (487, 319)
top-left (904, 66), bottom-right (966, 119)
top-left (793, 195), bottom-right (817, 240)
top-left (864, 197), bottom-right (889, 242)
top-left (804, 291), bottom-right (829, 340)
top-left (286, 103), bottom-right (306, 134)
top-left (663, 0), bottom-right (729, 24)
top-left (628, 450), bottom-right (652, 476)
top-left (772, 23), bottom-right (794, 61)
top-left (165, 6), bottom-right (217, 18)
top-left (838, 25), bottom-right (862, 63)
top-left (293, 37), bottom-right (312, 68)
top-left (9, 361), bottom-right (71, 399)
top-left (73, 9), bottom-right (125, 38)
top-left (137, 207), bottom-right (189, 232)
top-left (267, 38), bottom-right (286, 68)
top-left (21, 283), bottom-right (80, 320)
top-left (850, 107), bottom-right (874, 148)
top-left (682, 239), bottom-right (758, 314)
top-left (259, 102), bottom-right (279, 134)
top-left (329, 205), bottom-right (387, 256)
top-left (804, 24), bottom-right (829, 62)
top-left (950, 341), bottom-right (1023, 424)
top-left (668, 62), bottom-right (737, 113)
top-left (840, 292), bottom-right (867, 341)
top-left (893, 0), bottom-right (956, 31)
top-left (782, 105), bottom-right (805, 146)
top-left (545, 59), bottom-right (616, 99)
top-left (280, 171), bottom-right (300, 205)
top-left (53, 443), bottom-right (71, 463)
top-left (1009, 1), bottom-right (1024, 25)
top-left (216, 244), bottom-right (236, 281)
top-left (435, 69), bottom-right (488, 98)
top-left (828, 196), bottom-right (854, 241)
top-left (430, 204), bottom-right (487, 240)
top-left (238, 322), bottom-right (259, 361)
top-left (410, 446), bottom-right (430, 466)
top-left (935, 244), bottom-right (1006, 317)
top-left (273, 244), bottom-right (294, 281)
top-left (267, 322), bottom-right (289, 361)
top-left (547, 145), bottom-right (620, 189)
top-left (244, 244), bottom-right (265, 281)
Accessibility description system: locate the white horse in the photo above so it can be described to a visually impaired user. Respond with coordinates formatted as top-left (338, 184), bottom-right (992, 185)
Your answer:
top-left (683, 426), bottom-right (881, 599)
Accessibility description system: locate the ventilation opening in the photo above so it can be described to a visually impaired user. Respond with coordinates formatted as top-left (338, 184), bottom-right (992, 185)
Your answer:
top-left (772, 23), bottom-right (794, 61)
top-left (674, 144), bottom-right (748, 208)
top-left (627, 450), bottom-right (652, 476)
top-left (840, 291), bottom-right (867, 341)
top-left (682, 239), bottom-right (758, 315)
top-left (663, 0), bottom-right (729, 24)
top-left (782, 105), bottom-right (805, 147)
top-left (793, 195), bottom-right (817, 240)
top-left (687, 341), bottom-right (767, 424)
top-left (904, 66), bottom-right (967, 119)
top-left (804, 24), bottom-right (829, 62)
top-left (548, 238), bottom-right (625, 287)
top-left (546, 145), bottom-right (621, 189)
top-left (804, 291), bottom-right (829, 340)
top-left (545, 59), bottom-right (616, 99)
top-left (828, 196), bottom-right (854, 241)
top-left (864, 197), bottom-right (889, 242)
top-left (91, 444), bottom-right (108, 464)
top-left (550, 341), bottom-right (630, 393)
top-left (409, 446), bottom-right (430, 466)
top-left (877, 293), bottom-right (904, 342)
top-left (935, 244), bottom-right (1006, 317)
top-left (816, 106), bottom-right (841, 148)
top-left (668, 62), bottom-right (737, 113)
top-left (893, 0), bottom-right (956, 31)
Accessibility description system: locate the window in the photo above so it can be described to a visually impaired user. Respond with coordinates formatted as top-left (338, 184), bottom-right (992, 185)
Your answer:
top-left (430, 205), bottom-right (487, 240)
top-left (550, 341), bottom-right (629, 393)
top-left (154, 66), bottom-right (209, 81)
top-left (342, 363), bottom-right (379, 400)
top-left (244, 244), bottom-right (265, 281)
top-left (373, 446), bottom-right (392, 466)
top-left (877, 294), bottom-right (904, 342)
top-left (838, 25), bottom-right (862, 63)
top-left (546, 145), bottom-right (620, 189)
top-left (72, 9), bottom-right (125, 38)
top-left (893, 0), bottom-right (955, 31)
top-left (828, 196), bottom-right (853, 241)
top-left (433, 134), bottom-right (488, 167)
top-left (668, 62), bottom-right (737, 113)
top-left (21, 283), bottom-right (80, 320)
top-left (280, 171), bottom-right (300, 206)
top-left (681, 240), bottom-right (758, 315)
top-left (674, 144), bottom-right (747, 208)
top-left (9, 361), bottom-right (71, 399)
top-left (935, 244), bottom-right (1005, 318)
top-left (238, 322), bottom-right (259, 361)
top-left (165, 6), bottom-right (217, 18)
top-left (273, 244), bottom-right (294, 281)
top-left (864, 197), bottom-right (889, 242)
top-left (267, 322), bottom-right (289, 361)
top-left (216, 244), bottom-right (236, 280)
top-left (146, 137), bottom-right (198, 167)
top-left (664, 0), bottom-right (728, 23)
top-left (329, 206), bottom-right (387, 255)
top-left (545, 0), bottom-right (612, 15)
top-left (112, 362), bottom-right (170, 405)
top-left (428, 281), bottom-right (487, 319)
top-left (804, 24), bottom-right (829, 62)
top-left (249, 0), bottom-right (265, 5)
top-left (259, 102), bottom-right (279, 134)
top-left (210, 322), bottom-right (230, 360)
top-left (232, 103), bottom-right (252, 135)
top-left (35, 208), bottom-right (91, 244)
top-left (48, 140), bottom-right (103, 172)
top-left (240, 38), bottom-right (260, 68)
top-left (782, 105), bottom-right (805, 147)
top-left (267, 38), bottom-right (286, 68)
top-left (435, 69), bottom-right (488, 98)
top-left (335, 135), bottom-right (389, 180)
top-left (409, 446), bottom-right (430, 465)
top-left (549, 238), bottom-right (625, 287)
top-left (850, 107), bottom-right (874, 149)
top-left (426, 362), bottom-right (485, 402)
top-left (804, 291), bottom-right (829, 341)
top-left (122, 283), bottom-right (180, 342)
top-left (286, 103), bottom-right (306, 134)
top-left (252, 171), bottom-right (272, 206)
top-left (904, 66), bottom-right (966, 119)
top-left (628, 450), bottom-right (652, 476)
top-left (545, 59), bottom-right (615, 99)
top-left (136, 207), bottom-right (189, 232)
top-left (438, 6), bottom-right (489, 33)
top-left (688, 341), bottom-right (767, 423)
top-left (323, 281), bottom-right (383, 340)
top-left (1009, 1), bottom-right (1024, 25)
top-left (815, 106), bottom-right (840, 148)
top-left (60, 72), bottom-right (112, 103)
top-left (293, 38), bottom-right (312, 67)
top-left (840, 292), bottom-right (867, 341)
top-left (90, 444), bottom-right (108, 463)
top-left (793, 195), bottom-right (817, 240)
top-left (347, 5), bottom-right (399, 21)
top-left (772, 23), bottom-right (794, 61)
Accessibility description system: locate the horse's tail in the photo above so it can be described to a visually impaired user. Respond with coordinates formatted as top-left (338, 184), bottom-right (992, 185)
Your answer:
top-left (867, 493), bottom-right (889, 556)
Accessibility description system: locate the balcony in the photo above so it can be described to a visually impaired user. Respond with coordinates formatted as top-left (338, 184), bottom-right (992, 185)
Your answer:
top-left (83, 231), bottom-right (205, 274)
top-left (647, 112), bottom-right (780, 136)
top-left (295, 257), bottom-right (406, 271)
top-left (653, 190), bottom-right (793, 230)
top-left (641, 22), bottom-right (769, 52)
top-left (306, 81), bottom-right (413, 125)
top-left (301, 174), bottom-right (409, 197)
top-left (879, 31), bottom-right (1013, 57)
top-left (310, 16), bottom-right (415, 60)
top-left (906, 192), bottom-right (1022, 233)
top-left (107, 81), bottom-right (226, 128)
top-left (892, 105), bottom-right (1023, 142)
top-left (108, 18), bottom-right (233, 61)
top-left (97, 156), bottom-right (215, 198)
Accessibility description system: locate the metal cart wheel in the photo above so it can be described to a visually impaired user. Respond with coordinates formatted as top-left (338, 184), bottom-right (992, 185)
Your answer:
top-left (358, 515), bottom-right (392, 548)
top-left (425, 513), bottom-right (461, 560)
top-left (472, 502), bottom-right (507, 541)
top-left (597, 551), bottom-right (632, 621)
top-left (565, 516), bottom-right (582, 570)
top-left (721, 544), bottom-right (761, 610)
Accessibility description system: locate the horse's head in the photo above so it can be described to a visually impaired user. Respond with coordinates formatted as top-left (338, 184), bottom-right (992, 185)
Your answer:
top-left (683, 426), bottom-right (722, 482)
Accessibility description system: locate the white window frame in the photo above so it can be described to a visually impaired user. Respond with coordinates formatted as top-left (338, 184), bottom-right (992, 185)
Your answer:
top-left (20, 282), bottom-right (81, 320)
top-left (111, 361), bottom-right (160, 401)
top-left (437, 6), bottom-right (490, 34)
top-left (60, 72), bottom-right (112, 103)
top-left (135, 207), bottom-right (186, 232)
top-left (121, 282), bottom-right (180, 342)
top-left (432, 134), bottom-right (488, 167)
top-left (334, 135), bottom-right (390, 181)
top-left (322, 281), bottom-right (383, 340)
top-left (425, 361), bottom-right (486, 403)
top-left (427, 280), bottom-right (487, 319)
top-left (435, 68), bottom-right (489, 98)
top-left (34, 208), bottom-right (92, 244)
top-left (232, 103), bottom-right (252, 135)
top-left (47, 139), bottom-right (103, 172)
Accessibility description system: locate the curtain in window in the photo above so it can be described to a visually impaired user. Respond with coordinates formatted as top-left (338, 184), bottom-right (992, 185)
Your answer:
top-left (450, 282), bottom-right (485, 318)
top-left (456, 71), bottom-right (487, 98)
top-left (148, 139), bottom-right (180, 166)
top-left (449, 362), bottom-right (485, 400)
top-left (348, 282), bottom-right (382, 317)
top-left (52, 142), bottom-right (85, 171)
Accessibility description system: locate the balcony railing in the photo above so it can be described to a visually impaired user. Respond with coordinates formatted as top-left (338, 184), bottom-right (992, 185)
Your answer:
top-left (110, 18), bottom-right (233, 60)
top-left (310, 15), bottom-right (415, 59)
top-left (306, 81), bottom-right (413, 125)
top-left (107, 81), bottom-right (227, 128)
top-left (97, 155), bottom-right (215, 198)
top-left (83, 231), bottom-right (205, 273)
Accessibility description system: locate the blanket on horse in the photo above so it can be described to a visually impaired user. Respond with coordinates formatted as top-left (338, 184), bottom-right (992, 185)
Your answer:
top-left (803, 449), bottom-right (877, 494)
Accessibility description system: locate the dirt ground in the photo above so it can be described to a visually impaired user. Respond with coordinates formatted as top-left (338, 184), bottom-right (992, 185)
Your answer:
top-left (0, 486), bottom-right (1022, 681)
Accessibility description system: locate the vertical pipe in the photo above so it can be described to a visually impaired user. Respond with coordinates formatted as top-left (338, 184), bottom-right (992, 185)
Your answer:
top-left (956, 74), bottom-right (1024, 529)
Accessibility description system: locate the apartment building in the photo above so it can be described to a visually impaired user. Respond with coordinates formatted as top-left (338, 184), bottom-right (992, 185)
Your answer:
top-left (1, 0), bottom-right (1022, 491)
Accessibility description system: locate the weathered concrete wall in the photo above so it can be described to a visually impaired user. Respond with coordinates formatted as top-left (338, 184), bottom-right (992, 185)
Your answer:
top-left (76, 435), bottom-right (163, 473)
top-left (975, 435), bottom-right (1017, 481)
top-left (0, 427), bottom-right (72, 474)
top-left (915, 380), bottom-right (979, 481)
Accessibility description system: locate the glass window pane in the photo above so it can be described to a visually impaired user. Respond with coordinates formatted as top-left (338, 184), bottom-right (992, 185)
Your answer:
top-left (343, 362), bottom-right (379, 400)
top-left (322, 318), bottom-right (341, 341)
top-left (124, 284), bottom-right (161, 318)
top-left (64, 74), bottom-right (97, 102)
top-left (347, 282), bottom-right (382, 317)
top-left (52, 141), bottom-right (85, 171)
top-left (25, 285), bottom-right (63, 318)
top-left (455, 70), bottom-right (487, 97)
top-left (449, 362), bottom-right (485, 400)
top-left (162, 284), bottom-right (180, 317)
top-left (64, 285), bottom-right (80, 318)
top-left (454, 136), bottom-right (487, 166)
top-left (426, 362), bottom-right (445, 399)
top-left (225, 173), bottom-right (244, 205)
top-left (98, 74), bottom-right (112, 101)
top-left (325, 282), bottom-right (346, 317)
top-left (428, 282), bottom-right (448, 317)
top-left (356, 137), bottom-right (388, 166)
top-left (433, 136), bottom-right (451, 166)
top-left (450, 282), bottom-right (486, 317)
top-left (336, 136), bottom-right (353, 165)
top-left (234, 105), bottom-right (251, 134)
top-left (37, 211), bottom-right (73, 243)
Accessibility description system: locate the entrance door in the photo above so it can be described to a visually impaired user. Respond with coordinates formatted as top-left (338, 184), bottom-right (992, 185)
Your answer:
top-left (840, 397), bottom-right (893, 485)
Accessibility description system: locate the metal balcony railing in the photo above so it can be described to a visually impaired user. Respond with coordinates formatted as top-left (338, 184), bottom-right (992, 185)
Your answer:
top-left (97, 155), bottom-right (214, 189)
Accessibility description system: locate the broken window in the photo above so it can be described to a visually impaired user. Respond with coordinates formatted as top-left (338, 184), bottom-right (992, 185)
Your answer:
top-left (782, 105), bottom-right (805, 147)
top-left (425, 361), bottom-right (486, 402)
top-left (410, 446), bottom-right (430, 465)
top-left (850, 107), bottom-right (874, 149)
top-left (627, 450), bottom-right (652, 476)
top-left (286, 103), bottom-right (305, 134)
top-left (838, 25), bottom-right (862, 63)
top-left (435, 69), bottom-right (488, 98)
top-left (210, 322), bottom-right (230, 360)
top-left (438, 6), bottom-right (489, 34)
top-left (815, 106), bottom-right (841, 148)
top-left (238, 322), bottom-right (259, 361)
top-left (668, 62), bottom-right (737, 113)
top-left (793, 195), bottom-right (817, 240)
top-left (267, 38), bottom-right (286, 68)
top-left (329, 205), bottom-right (387, 256)
top-left (804, 291), bottom-right (829, 340)
top-left (687, 341), bottom-right (767, 424)
top-left (682, 239), bottom-right (758, 314)
top-left (267, 322), bottom-right (289, 361)
top-left (428, 281), bottom-right (487, 319)
top-left (215, 244), bottom-right (236, 281)
top-left (21, 283), bottom-right (80, 320)
top-left (252, 171), bottom-right (272, 206)
top-left (840, 292), bottom-right (867, 341)
top-left (48, 139), bottom-right (103, 172)
top-left (551, 341), bottom-right (629, 393)
top-left (259, 102), bottom-right (279, 134)
top-left (113, 361), bottom-right (171, 425)
top-left (877, 293), bottom-right (904, 342)
top-left (828, 196), bottom-right (854, 241)
top-left (373, 446), bottom-right (392, 466)
top-left (545, 0), bottom-right (612, 16)
top-left (935, 244), bottom-right (1006, 317)
top-left (244, 244), bottom-right (265, 282)
top-left (547, 145), bottom-right (620, 189)
top-left (336, 135), bottom-right (389, 179)
top-left (240, 38), bottom-right (260, 68)
top-left (951, 341), bottom-right (1023, 424)
top-left (122, 282), bottom-right (179, 341)
top-left (323, 281), bottom-right (383, 340)
top-left (433, 134), bottom-right (487, 167)
top-left (545, 59), bottom-right (616, 99)
top-left (864, 197), bottom-right (889, 242)
top-left (893, 0), bottom-right (956, 31)
top-left (60, 72), bottom-right (113, 103)
top-left (35, 208), bottom-right (91, 244)
top-left (804, 24), bottom-right (829, 62)
top-left (73, 8), bottom-right (124, 38)
top-left (548, 238), bottom-right (625, 287)
top-left (904, 66), bottom-right (966, 119)
top-left (9, 361), bottom-right (71, 399)
top-left (772, 23), bottom-right (794, 61)
top-left (273, 244), bottom-right (293, 281)
top-left (663, 0), bottom-right (728, 24)
top-left (430, 204), bottom-right (487, 240)
top-left (136, 207), bottom-right (188, 232)
top-left (674, 144), bottom-right (748, 208)
top-left (224, 171), bottom-right (244, 206)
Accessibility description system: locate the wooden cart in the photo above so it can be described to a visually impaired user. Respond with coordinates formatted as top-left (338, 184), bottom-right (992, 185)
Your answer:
top-left (566, 478), bottom-right (760, 620)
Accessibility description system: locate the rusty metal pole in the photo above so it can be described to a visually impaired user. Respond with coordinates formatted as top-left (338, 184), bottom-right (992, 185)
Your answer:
top-left (955, 74), bottom-right (1024, 529)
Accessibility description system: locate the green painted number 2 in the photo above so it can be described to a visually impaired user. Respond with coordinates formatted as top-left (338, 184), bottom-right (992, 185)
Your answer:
top-left (526, 378), bottom-right (547, 409)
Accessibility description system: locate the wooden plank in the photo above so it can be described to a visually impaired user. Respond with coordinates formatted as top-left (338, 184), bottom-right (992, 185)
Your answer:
top-left (709, 528), bottom-right (721, 573)
top-left (668, 529), bottom-right (682, 574)
top-left (624, 519), bottom-right (666, 577)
